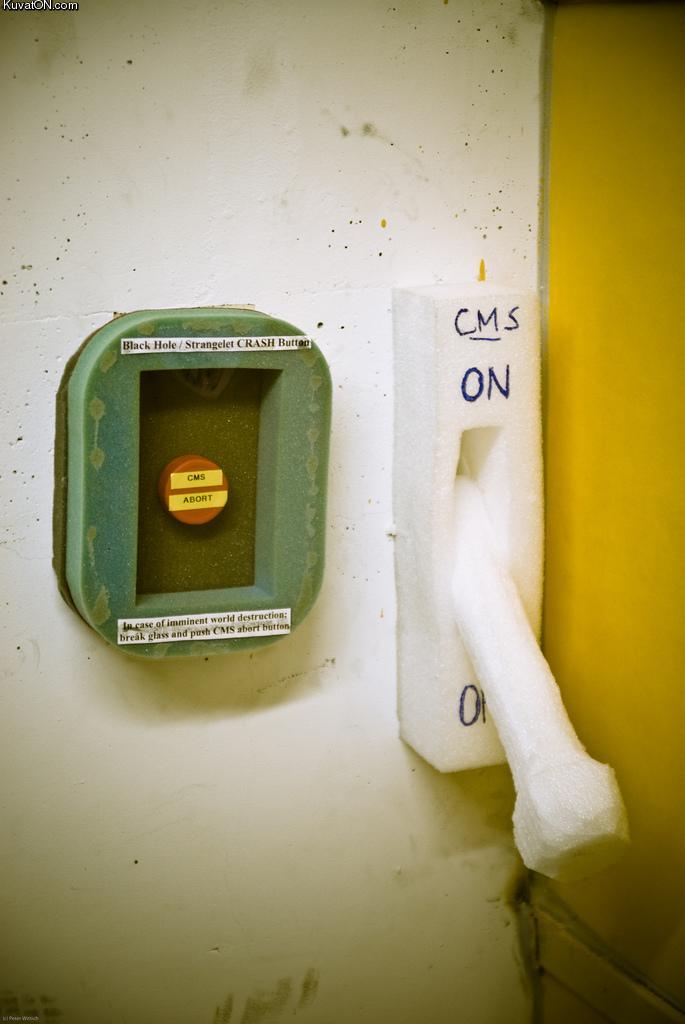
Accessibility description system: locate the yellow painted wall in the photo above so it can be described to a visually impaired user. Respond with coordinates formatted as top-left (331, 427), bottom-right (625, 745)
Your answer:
top-left (543, 1), bottom-right (685, 1006)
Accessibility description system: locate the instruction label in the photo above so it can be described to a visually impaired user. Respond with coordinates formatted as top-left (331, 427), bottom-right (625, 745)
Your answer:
top-left (117, 608), bottom-right (291, 645)
top-left (170, 468), bottom-right (223, 489)
top-left (168, 489), bottom-right (227, 511)
top-left (120, 336), bottom-right (312, 354)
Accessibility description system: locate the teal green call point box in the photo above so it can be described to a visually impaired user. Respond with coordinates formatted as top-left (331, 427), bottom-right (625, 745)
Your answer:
top-left (53, 307), bottom-right (332, 658)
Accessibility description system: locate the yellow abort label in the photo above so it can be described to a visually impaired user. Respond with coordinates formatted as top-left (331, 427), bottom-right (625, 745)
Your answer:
top-left (168, 490), bottom-right (228, 511)
top-left (170, 468), bottom-right (223, 489)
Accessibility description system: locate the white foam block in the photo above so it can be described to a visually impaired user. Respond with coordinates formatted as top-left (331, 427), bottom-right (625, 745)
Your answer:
top-left (393, 285), bottom-right (543, 771)
top-left (452, 477), bottom-right (628, 880)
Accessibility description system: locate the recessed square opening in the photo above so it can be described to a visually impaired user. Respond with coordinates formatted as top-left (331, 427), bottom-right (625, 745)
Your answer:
top-left (456, 425), bottom-right (503, 482)
top-left (136, 367), bottom-right (278, 597)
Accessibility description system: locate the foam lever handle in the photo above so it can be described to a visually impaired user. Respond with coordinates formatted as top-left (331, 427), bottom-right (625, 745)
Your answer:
top-left (451, 476), bottom-right (628, 880)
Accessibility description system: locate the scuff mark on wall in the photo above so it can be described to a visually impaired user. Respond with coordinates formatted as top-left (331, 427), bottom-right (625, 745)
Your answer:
top-left (213, 969), bottom-right (321, 1024)
top-left (297, 968), bottom-right (320, 1010)
top-left (240, 978), bottom-right (292, 1023)
top-left (0, 991), bottom-right (62, 1019)
top-left (243, 49), bottom-right (278, 97)
top-left (213, 993), bottom-right (234, 1024)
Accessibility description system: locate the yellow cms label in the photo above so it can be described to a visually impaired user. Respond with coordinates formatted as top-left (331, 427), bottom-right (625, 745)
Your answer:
top-left (170, 468), bottom-right (223, 489)
top-left (168, 489), bottom-right (228, 511)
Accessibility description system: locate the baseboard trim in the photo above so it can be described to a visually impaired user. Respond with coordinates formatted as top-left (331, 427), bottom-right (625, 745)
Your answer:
top-left (526, 893), bottom-right (685, 1024)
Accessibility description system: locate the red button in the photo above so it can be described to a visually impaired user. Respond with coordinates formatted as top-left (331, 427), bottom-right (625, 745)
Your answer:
top-left (158, 454), bottom-right (228, 525)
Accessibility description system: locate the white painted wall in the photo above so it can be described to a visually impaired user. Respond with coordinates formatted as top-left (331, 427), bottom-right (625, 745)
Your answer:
top-left (0, 2), bottom-right (544, 1021)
